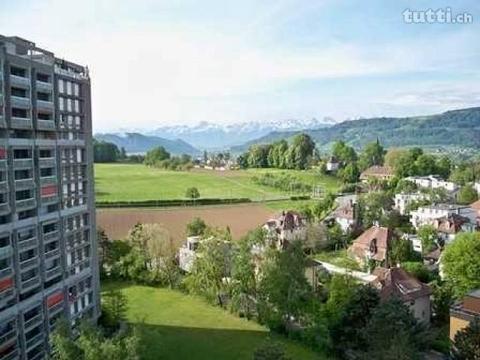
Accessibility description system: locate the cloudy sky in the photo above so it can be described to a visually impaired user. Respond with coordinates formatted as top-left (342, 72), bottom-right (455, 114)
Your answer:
top-left (1, 0), bottom-right (479, 131)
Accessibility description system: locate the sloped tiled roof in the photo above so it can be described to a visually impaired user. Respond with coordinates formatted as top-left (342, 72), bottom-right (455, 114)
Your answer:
top-left (348, 226), bottom-right (392, 262)
top-left (360, 165), bottom-right (394, 180)
top-left (372, 267), bottom-right (432, 302)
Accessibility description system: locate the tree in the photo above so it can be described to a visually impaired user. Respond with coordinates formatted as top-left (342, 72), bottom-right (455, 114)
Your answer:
top-left (185, 187), bottom-right (200, 200)
top-left (184, 235), bottom-right (232, 305)
top-left (332, 141), bottom-right (357, 164)
top-left (442, 232), bottom-right (480, 297)
top-left (288, 133), bottom-right (316, 170)
top-left (253, 340), bottom-right (291, 360)
top-left (417, 225), bottom-right (438, 254)
top-left (339, 162), bottom-right (360, 184)
top-left (402, 262), bottom-right (434, 283)
top-left (247, 144), bottom-right (271, 168)
top-left (390, 238), bottom-right (417, 265)
top-left (452, 317), bottom-right (480, 359)
top-left (186, 217), bottom-right (207, 236)
top-left (431, 280), bottom-right (454, 325)
top-left (101, 289), bottom-right (128, 331)
top-left (93, 140), bottom-right (120, 163)
top-left (414, 154), bottom-right (437, 176)
top-left (144, 146), bottom-right (170, 166)
top-left (457, 185), bottom-right (478, 205)
top-left (257, 242), bottom-right (313, 332)
top-left (358, 192), bottom-right (394, 227)
top-left (361, 298), bottom-right (430, 360)
top-left (359, 139), bottom-right (385, 170)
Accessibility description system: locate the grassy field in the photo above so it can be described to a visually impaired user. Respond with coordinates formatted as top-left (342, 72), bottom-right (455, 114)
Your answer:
top-left (103, 282), bottom-right (327, 360)
top-left (95, 163), bottom-right (340, 202)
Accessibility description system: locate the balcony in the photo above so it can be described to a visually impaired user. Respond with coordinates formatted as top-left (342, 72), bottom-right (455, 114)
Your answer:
top-left (41, 194), bottom-right (58, 205)
top-left (36, 100), bottom-right (54, 111)
top-left (16, 198), bottom-right (36, 211)
top-left (0, 203), bottom-right (10, 216)
top-left (10, 96), bottom-right (31, 109)
top-left (36, 80), bottom-right (53, 92)
top-left (0, 348), bottom-right (19, 360)
top-left (0, 328), bottom-right (16, 348)
top-left (40, 176), bottom-right (56, 186)
top-left (13, 158), bottom-right (33, 169)
top-left (0, 180), bottom-right (8, 192)
top-left (19, 257), bottom-right (38, 271)
top-left (45, 266), bottom-right (62, 280)
top-left (38, 157), bottom-right (55, 168)
top-left (10, 116), bottom-right (33, 129)
top-left (20, 276), bottom-right (41, 292)
top-left (43, 231), bottom-right (59, 243)
top-left (0, 245), bottom-right (13, 260)
top-left (37, 119), bottom-right (55, 131)
top-left (14, 178), bottom-right (35, 191)
top-left (10, 74), bottom-right (30, 88)
top-left (0, 267), bottom-right (13, 278)
top-left (44, 248), bottom-right (60, 260)
top-left (23, 313), bottom-right (43, 331)
top-left (18, 237), bottom-right (37, 251)
top-left (0, 115), bottom-right (6, 128)
top-left (25, 332), bottom-right (43, 351)
top-left (48, 301), bottom-right (64, 316)
top-left (0, 160), bottom-right (7, 170)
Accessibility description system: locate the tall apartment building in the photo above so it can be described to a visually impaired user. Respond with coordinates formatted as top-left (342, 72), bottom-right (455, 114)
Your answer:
top-left (0, 36), bottom-right (100, 360)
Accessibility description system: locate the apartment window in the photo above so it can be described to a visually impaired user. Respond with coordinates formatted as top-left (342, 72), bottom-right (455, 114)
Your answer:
top-left (11, 87), bottom-right (27, 98)
top-left (19, 249), bottom-right (36, 263)
top-left (43, 222), bottom-right (57, 234)
top-left (18, 227), bottom-right (35, 241)
top-left (14, 169), bottom-right (32, 180)
top-left (37, 73), bottom-right (50, 83)
top-left (10, 66), bottom-right (27, 77)
top-left (74, 100), bottom-right (79, 113)
top-left (67, 99), bottom-right (72, 112)
top-left (37, 112), bottom-right (52, 120)
top-left (13, 149), bottom-right (31, 159)
top-left (0, 258), bottom-right (9, 270)
top-left (40, 168), bottom-right (54, 177)
top-left (59, 97), bottom-right (64, 111)
top-left (66, 81), bottom-right (72, 95)
top-left (39, 149), bottom-right (53, 158)
top-left (12, 108), bottom-right (28, 118)
top-left (74, 83), bottom-right (80, 96)
top-left (37, 92), bottom-right (51, 101)
top-left (18, 209), bottom-right (36, 220)
top-left (16, 189), bottom-right (33, 201)
top-left (0, 235), bottom-right (9, 248)
top-left (58, 79), bottom-right (64, 93)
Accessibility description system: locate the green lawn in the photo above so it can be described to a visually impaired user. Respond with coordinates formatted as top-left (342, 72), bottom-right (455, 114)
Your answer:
top-left (314, 250), bottom-right (361, 271)
top-left (103, 282), bottom-right (327, 360)
top-left (95, 164), bottom-right (340, 202)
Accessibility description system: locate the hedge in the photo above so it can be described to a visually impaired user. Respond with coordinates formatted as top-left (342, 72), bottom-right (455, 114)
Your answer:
top-left (96, 197), bottom-right (253, 208)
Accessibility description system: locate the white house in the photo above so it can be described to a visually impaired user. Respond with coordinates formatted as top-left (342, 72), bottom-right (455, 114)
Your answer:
top-left (474, 182), bottom-right (480, 195)
top-left (178, 236), bottom-right (202, 272)
top-left (403, 234), bottom-right (423, 253)
top-left (410, 204), bottom-right (476, 228)
top-left (394, 193), bottom-right (427, 215)
top-left (406, 175), bottom-right (458, 193)
top-left (332, 199), bottom-right (359, 232)
top-left (326, 156), bottom-right (340, 172)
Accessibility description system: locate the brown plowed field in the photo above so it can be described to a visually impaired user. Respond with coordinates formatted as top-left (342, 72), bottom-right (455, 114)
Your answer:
top-left (96, 204), bottom-right (274, 245)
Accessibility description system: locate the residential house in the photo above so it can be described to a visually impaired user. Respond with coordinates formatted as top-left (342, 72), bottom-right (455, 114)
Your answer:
top-left (410, 204), bottom-right (477, 230)
top-left (394, 192), bottom-right (428, 215)
top-left (406, 175), bottom-right (458, 193)
top-left (432, 213), bottom-right (477, 244)
top-left (325, 156), bottom-right (340, 172)
top-left (178, 236), bottom-right (202, 272)
top-left (348, 225), bottom-right (393, 268)
top-left (372, 267), bottom-right (432, 324)
top-left (403, 234), bottom-right (423, 253)
top-left (474, 182), bottom-right (480, 195)
top-left (471, 199), bottom-right (480, 226)
top-left (450, 289), bottom-right (480, 341)
top-left (360, 165), bottom-right (395, 182)
top-left (263, 211), bottom-right (307, 249)
top-left (331, 198), bottom-right (359, 232)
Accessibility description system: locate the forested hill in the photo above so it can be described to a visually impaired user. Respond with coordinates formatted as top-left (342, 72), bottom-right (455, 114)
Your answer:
top-left (232, 107), bottom-right (480, 152)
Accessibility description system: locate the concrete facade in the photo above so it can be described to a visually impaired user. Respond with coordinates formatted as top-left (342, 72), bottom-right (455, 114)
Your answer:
top-left (0, 36), bottom-right (100, 360)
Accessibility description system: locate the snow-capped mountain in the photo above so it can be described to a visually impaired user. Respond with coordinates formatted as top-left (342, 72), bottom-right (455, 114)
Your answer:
top-left (147, 117), bottom-right (336, 149)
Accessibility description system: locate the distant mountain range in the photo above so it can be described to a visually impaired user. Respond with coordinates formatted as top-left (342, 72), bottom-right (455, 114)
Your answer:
top-left (94, 133), bottom-right (200, 155)
top-left (231, 107), bottom-right (480, 153)
top-left (146, 118), bottom-right (335, 149)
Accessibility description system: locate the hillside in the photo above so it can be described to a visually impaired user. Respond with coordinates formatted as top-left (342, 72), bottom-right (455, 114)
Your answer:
top-left (232, 107), bottom-right (480, 152)
top-left (95, 132), bottom-right (200, 155)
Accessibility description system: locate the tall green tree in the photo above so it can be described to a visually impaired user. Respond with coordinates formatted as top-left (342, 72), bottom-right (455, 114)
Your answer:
top-left (186, 217), bottom-right (207, 236)
top-left (144, 146), bottom-right (170, 166)
top-left (332, 141), bottom-right (357, 164)
top-left (359, 139), bottom-right (385, 170)
top-left (442, 232), bottom-right (480, 297)
top-left (288, 133), bottom-right (316, 170)
top-left (457, 185), bottom-right (478, 205)
top-left (93, 140), bottom-right (121, 163)
top-left (417, 225), bottom-right (438, 254)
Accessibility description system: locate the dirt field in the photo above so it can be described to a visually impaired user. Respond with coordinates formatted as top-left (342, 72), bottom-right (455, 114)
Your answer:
top-left (96, 203), bottom-right (275, 245)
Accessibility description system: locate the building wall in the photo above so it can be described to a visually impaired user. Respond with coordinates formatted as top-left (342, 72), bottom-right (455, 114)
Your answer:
top-left (409, 296), bottom-right (431, 324)
top-left (450, 316), bottom-right (470, 341)
top-left (0, 36), bottom-right (99, 360)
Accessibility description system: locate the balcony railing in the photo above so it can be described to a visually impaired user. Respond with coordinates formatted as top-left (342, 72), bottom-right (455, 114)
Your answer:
top-left (10, 74), bottom-right (30, 87)
top-left (19, 257), bottom-right (38, 271)
top-left (43, 230), bottom-right (59, 243)
top-left (37, 119), bottom-right (56, 130)
top-left (40, 176), bottom-right (56, 186)
top-left (48, 301), bottom-right (65, 317)
top-left (0, 159), bottom-right (7, 170)
top-left (0, 180), bottom-right (8, 192)
top-left (38, 157), bottom-right (55, 168)
top-left (25, 332), bottom-right (43, 350)
top-left (0, 328), bottom-right (16, 347)
top-left (11, 117), bottom-right (33, 129)
top-left (14, 178), bottom-right (35, 190)
top-left (45, 266), bottom-right (62, 280)
top-left (20, 276), bottom-right (40, 292)
top-left (0, 267), bottom-right (13, 278)
top-left (44, 248), bottom-right (60, 260)
top-left (24, 313), bottom-right (43, 331)
top-left (16, 198), bottom-right (36, 211)
top-left (36, 100), bottom-right (54, 111)
top-left (0, 203), bottom-right (10, 215)
top-left (0, 115), bottom-right (6, 128)
top-left (0, 349), bottom-right (19, 360)
top-left (0, 287), bottom-right (15, 303)
top-left (11, 96), bottom-right (31, 108)
top-left (13, 158), bottom-right (33, 169)
top-left (36, 80), bottom-right (53, 92)
top-left (18, 237), bottom-right (37, 250)
top-left (0, 245), bottom-right (13, 260)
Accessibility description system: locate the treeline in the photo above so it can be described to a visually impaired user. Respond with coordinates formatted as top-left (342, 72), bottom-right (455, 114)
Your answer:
top-left (93, 139), bottom-right (143, 163)
top-left (144, 146), bottom-right (193, 171)
top-left (238, 134), bottom-right (316, 170)
top-left (252, 172), bottom-right (312, 194)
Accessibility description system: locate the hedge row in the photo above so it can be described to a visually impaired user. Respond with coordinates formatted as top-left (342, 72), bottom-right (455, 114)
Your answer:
top-left (96, 197), bottom-right (253, 208)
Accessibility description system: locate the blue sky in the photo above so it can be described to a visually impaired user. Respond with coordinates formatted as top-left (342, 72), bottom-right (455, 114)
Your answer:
top-left (1, 0), bottom-right (479, 131)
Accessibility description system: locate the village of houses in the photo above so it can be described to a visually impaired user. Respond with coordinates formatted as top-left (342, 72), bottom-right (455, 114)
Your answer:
top-left (179, 163), bottom-right (480, 348)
